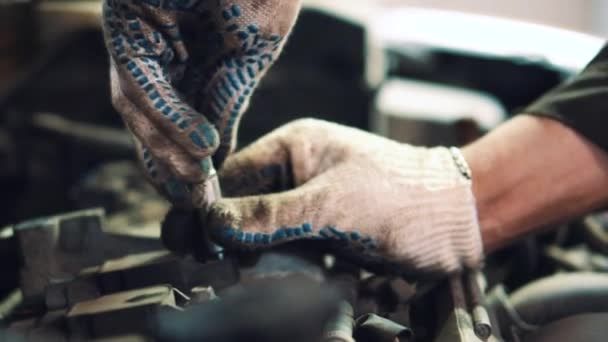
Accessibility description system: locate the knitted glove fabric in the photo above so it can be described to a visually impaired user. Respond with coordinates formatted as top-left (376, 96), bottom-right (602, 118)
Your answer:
top-left (206, 119), bottom-right (483, 275)
top-left (102, 0), bottom-right (301, 204)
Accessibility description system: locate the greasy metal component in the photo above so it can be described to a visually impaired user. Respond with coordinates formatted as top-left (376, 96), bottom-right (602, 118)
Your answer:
top-left (322, 301), bottom-right (355, 342)
top-left (0, 289), bottom-right (23, 320)
top-left (466, 272), bottom-right (492, 340)
top-left (356, 275), bottom-right (417, 322)
top-left (163, 159), bottom-right (224, 260)
top-left (45, 251), bottom-right (239, 310)
top-left (15, 208), bottom-right (164, 302)
top-left (435, 275), bottom-right (500, 342)
top-left (472, 306), bottom-right (492, 340)
top-left (486, 284), bottom-right (538, 340)
top-left (543, 244), bottom-right (608, 271)
top-left (238, 250), bottom-right (325, 285)
top-left (195, 159), bottom-right (224, 261)
top-left (66, 285), bottom-right (183, 339)
top-left (14, 208), bottom-right (106, 299)
top-left (201, 160), bottom-right (222, 206)
top-left (522, 313), bottom-right (608, 342)
top-left (354, 313), bottom-right (413, 341)
top-left (156, 279), bottom-right (341, 342)
top-left (188, 286), bottom-right (218, 305)
top-left (385, 277), bottom-right (417, 329)
top-left (583, 214), bottom-right (608, 253)
top-left (387, 277), bottom-right (417, 304)
top-left (487, 273), bottom-right (608, 340)
top-left (436, 306), bottom-right (486, 342)
top-left (435, 276), bottom-right (476, 342)
top-left (14, 183), bottom-right (608, 341)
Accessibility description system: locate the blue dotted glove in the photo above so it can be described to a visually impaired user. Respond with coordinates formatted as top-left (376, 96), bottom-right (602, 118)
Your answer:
top-left (102, 0), bottom-right (301, 205)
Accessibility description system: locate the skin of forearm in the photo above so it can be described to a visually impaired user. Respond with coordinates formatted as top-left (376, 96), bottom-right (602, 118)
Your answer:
top-left (462, 115), bottom-right (608, 251)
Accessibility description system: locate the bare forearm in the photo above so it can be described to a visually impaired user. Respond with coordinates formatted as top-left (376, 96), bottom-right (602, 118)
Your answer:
top-left (463, 115), bottom-right (608, 251)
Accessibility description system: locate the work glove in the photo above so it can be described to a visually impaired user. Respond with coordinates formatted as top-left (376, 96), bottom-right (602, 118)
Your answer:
top-left (102, 0), bottom-right (301, 205)
top-left (206, 119), bottom-right (483, 275)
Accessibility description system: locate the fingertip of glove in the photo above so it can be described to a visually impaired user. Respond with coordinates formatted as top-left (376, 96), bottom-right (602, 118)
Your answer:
top-left (184, 121), bottom-right (220, 158)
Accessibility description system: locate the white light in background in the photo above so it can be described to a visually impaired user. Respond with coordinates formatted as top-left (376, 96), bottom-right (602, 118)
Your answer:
top-left (375, 8), bottom-right (604, 72)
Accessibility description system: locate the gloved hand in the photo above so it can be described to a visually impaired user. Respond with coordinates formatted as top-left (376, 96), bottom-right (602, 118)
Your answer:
top-left (205, 119), bottom-right (483, 275)
top-left (102, 0), bottom-right (301, 205)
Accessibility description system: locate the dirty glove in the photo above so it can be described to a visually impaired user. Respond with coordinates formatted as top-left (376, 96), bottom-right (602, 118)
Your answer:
top-left (102, 0), bottom-right (301, 204)
top-left (206, 119), bottom-right (483, 275)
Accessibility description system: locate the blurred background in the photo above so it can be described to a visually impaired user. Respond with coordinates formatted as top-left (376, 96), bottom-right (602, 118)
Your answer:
top-left (0, 0), bottom-right (604, 232)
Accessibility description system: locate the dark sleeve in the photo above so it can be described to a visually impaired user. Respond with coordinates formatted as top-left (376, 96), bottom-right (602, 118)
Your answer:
top-left (524, 44), bottom-right (608, 152)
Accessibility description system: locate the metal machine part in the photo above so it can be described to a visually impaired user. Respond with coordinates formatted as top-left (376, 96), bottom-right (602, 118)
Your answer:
top-left (487, 272), bottom-right (608, 337)
top-left (161, 158), bottom-right (224, 261)
top-left (322, 301), bottom-right (356, 342)
top-left (14, 208), bottom-right (107, 299)
top-left (466, 272), bottom-right (493, 340)
top-left (155, 279), bottom-right (341, 342)
top-left (433, 274), bottom-right (500, 342)
top-left (13, 208), bottom-right (162, 302)
top-left (4, 155), bottom-right (608, 341)
top-left (200, 159), bottom-right (222, 206)
top-left (67, 285), bottom-right (186, 340)
top-left (582, 214), bottom-right (608, 253)
top-left (43, 251), bottom-right (238, 311)
top-left (196, 159), bottom-right (224, 260)
top-left (522, 313), bottom-right (608, 342)
top-left (4, 203), bottom-right (608, 341)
